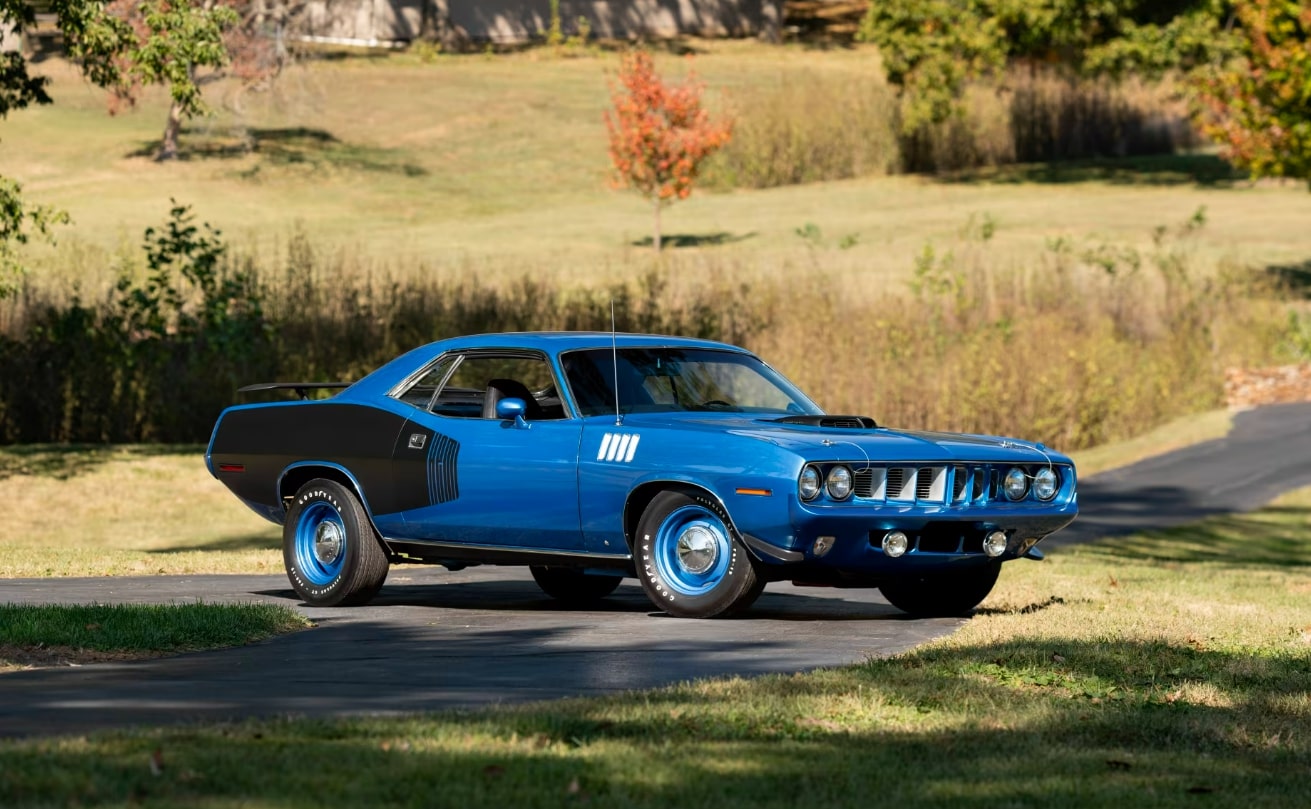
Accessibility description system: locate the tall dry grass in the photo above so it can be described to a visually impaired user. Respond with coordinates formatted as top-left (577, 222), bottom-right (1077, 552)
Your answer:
top-left (708, 67), bottom-right (1199, 185)
top-left (0, 215), bottom-right (1292, 449)
top-left (763, 223), bottom-right (1281, 449)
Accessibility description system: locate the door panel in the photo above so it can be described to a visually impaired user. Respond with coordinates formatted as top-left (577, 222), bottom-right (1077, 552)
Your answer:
top-left (390, 416), bottom-right (584, 549)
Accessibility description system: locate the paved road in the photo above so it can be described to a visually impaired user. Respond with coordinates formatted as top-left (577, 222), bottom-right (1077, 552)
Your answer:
top-left (2, 402), bottom-right (1309, 739)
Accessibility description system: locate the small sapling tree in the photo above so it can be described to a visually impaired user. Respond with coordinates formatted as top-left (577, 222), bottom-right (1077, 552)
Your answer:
top-left (604, 51), bottom-right (731, 253)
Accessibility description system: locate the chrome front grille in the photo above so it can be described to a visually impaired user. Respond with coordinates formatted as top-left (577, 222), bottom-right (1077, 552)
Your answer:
top-left (851, 464), bottom-right (996, 505)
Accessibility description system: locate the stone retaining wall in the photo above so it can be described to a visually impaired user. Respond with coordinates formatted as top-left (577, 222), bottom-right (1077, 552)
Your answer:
top-left (1225, 363), bottom-right (1311, 408)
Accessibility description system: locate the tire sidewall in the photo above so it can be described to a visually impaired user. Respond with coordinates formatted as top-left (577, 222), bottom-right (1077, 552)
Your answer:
top-left (635, 490), bottom-right (756, 618)
top-left (283, 480), bottom-right (368, 606)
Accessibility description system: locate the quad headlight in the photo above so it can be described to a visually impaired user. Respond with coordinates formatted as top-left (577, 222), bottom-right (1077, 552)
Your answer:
top-left (826, 465), bottom-right (853, 500)
top-left (1033, 467), bottom-right (1059, 501)
top-left (799, 465), bottom-right (822, 501)
top-left (1002, 467), bottom-right (1028, 501)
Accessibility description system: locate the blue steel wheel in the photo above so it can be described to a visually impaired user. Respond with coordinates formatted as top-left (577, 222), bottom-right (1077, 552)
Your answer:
top-left (282, 478), bottom-right (390, 607)
top-left (634, 490), bottom-right (763, 618)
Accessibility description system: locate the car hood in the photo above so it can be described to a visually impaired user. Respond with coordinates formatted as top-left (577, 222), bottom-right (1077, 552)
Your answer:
top-left (614, 413), bottom-right (1070, 465)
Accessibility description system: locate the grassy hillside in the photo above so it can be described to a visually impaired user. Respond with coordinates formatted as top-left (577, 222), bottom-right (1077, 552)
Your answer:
top-left (3, 45), bottom-right (1311, 293)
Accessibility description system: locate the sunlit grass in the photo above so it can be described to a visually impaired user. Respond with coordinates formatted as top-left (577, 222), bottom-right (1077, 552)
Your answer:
top-left (2, 487), bottom-right (1307, 807)
top-left (0, 603), bottom-right (308, 671)
top-left (5, 49), bottom-right (1311, 296)
top-left (0, 445), bottom-right (279, 577)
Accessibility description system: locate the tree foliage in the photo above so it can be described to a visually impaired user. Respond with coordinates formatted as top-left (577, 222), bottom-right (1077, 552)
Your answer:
top-left (857, 0), bottom-right (1238, 129)
top-left (0, 0), bottom-right (136, 295)
top-left (1191, 0), bottom-right (1311, 186)
top-left (105, 0), bottom-right (239, 158)
top-left (604, 51), bottom-right (731, 252)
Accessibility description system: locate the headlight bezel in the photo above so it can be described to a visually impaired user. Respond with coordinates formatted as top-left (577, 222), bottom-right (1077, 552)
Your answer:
top-left (1002, 466), bottom-right (1028, 501)
top-left (798, 465), bottom-right (822, 501)
top-left (826, 465), bottom-right (854, 501)
top-left (1033, 467), bottom-right (1059, 501)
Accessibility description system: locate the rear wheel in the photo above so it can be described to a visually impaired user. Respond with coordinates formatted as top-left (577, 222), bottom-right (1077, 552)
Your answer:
top-left (634, 490), bottom-right (762, 618)
top-left (529, 566), bottom-right (623, 605)
top-left (878, 564), bottom-right (1001, 617)
top-left (283, 479), bottom-right (389, 607)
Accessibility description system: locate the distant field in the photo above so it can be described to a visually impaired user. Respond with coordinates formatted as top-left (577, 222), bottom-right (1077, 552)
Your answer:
top-left (3, 45), bottom-right (1311, 294)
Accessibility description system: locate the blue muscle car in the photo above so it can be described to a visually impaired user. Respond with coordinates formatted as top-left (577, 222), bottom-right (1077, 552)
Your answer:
top-left (207, 332), bottom-right (1077, 618)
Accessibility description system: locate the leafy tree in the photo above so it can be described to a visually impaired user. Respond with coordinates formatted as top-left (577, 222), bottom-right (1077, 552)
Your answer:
top-left (604, 51), bottom-right (731, 253)
top-left (1191, 0), bottom-right (1311, 187)
top-left (857, 0), bottom-right (1237, 129)
top-left (0, 0), bottom-right (134, 295)
top-left (105, 0), bottom-right (240, 159)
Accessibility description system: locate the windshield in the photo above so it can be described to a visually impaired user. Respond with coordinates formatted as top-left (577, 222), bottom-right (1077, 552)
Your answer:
top-left (561, 347), bottom-right (821, 417)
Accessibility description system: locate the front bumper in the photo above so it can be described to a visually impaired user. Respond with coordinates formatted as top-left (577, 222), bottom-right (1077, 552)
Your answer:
top-left (743, 502), bottom-right (1078, 580)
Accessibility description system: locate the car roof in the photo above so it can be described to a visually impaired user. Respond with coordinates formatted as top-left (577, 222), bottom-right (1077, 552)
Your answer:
top-left (425, 332), bottom-right (749, 354)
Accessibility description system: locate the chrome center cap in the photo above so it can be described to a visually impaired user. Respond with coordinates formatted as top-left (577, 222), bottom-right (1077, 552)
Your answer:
top-left (314, 521), bottom-right (344, 565)
top-left (675, 525), bottom-right (719, 575)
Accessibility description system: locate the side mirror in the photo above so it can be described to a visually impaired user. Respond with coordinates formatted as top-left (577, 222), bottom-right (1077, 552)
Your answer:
top-left (495, 397), bottom-right (526, 421)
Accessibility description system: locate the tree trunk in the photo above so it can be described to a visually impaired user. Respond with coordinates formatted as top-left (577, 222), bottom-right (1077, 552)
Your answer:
top-left (652, 196), bottom-right (662, 254)
top-left (158, 98), bottom-right (184, 161)
top-left (759, 0), bottom-right (782, 44)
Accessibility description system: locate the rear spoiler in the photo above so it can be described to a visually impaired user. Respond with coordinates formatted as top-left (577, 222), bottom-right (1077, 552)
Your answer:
top-left (237, 382), bottom-right (352, 400)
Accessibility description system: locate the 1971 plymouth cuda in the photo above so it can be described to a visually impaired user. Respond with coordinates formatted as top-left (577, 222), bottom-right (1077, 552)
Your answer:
top-left (208, 332), bottom-right (1077, 618)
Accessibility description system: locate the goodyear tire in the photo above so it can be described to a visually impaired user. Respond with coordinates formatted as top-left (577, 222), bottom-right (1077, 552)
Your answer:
top-left (878, 564), bottom-right (1001, 617)
top-left (529, 566), bottom-right (623, 605)
top-left (284, 478), bottom-right (389, 607)
top-left (634, 490), bottom-right (763, 618)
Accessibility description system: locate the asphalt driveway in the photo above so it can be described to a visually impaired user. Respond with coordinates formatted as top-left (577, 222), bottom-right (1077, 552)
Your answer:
top-left (2, 401), bottom-right (1309, 739)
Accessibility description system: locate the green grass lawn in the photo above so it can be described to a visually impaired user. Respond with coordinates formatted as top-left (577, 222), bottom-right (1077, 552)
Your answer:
top-left (2, 485), bottom-right (1307, 808)
top-left (0, 603), bottom-right (309, 671)
top-left (4, 46), bottom-right (1311, 295)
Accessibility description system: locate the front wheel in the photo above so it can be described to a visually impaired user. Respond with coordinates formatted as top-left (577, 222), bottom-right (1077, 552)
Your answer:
top-left (634, 490), bottom-right (763, 618)
top-left (530, 566), bottom-right (623, 605)
top-left (878, 564), bottom-right (1001, 617)
top-left (283, 478), bottom-right (389, 607)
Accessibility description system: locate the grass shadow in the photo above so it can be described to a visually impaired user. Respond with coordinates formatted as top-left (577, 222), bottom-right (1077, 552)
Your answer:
top-left (1082, 506), bottom-right (1311, 568)
top-left (1264, 260), bottom-right (1311, 299)
top-left (0, 444), bottom-right (205, 483)
top-left (150, 533), bottom-right (279, 554)
top-left (934, 153), bottom-right (1248, 188)
top-left (630, 231), bottom-right (756, 248)
top-left (126, 126), bottom-right (428, 177)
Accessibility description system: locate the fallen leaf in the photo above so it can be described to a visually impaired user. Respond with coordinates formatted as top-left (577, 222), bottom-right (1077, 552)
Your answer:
top-left (1107, 574), bottom-right (1119, 588)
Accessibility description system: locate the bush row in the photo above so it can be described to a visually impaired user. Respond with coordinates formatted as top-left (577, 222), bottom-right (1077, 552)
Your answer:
top-left (0, 210), bottom-right (1292, 449)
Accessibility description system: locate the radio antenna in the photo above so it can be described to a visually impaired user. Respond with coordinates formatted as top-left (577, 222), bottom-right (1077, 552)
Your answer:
top-left (611, 299), bottom-right (622, 426)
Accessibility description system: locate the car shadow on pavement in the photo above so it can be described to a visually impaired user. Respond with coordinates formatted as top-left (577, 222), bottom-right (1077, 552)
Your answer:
top-left (251, 579), bottom-right (910, 621)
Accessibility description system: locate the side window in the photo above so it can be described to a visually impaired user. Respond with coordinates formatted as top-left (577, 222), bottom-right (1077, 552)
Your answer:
top-left (392, 355), bottom-right (458, 411)
top-left (436, 354), bottom-right (567, 420)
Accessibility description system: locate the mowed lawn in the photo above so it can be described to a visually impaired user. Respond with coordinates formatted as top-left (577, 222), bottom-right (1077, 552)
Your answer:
top-left (2, 485), bottom-right (1308, 808)
top-left (3, 44), bottom-right (1311, 294)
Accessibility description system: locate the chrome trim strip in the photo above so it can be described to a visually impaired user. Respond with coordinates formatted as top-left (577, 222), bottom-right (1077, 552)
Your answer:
top-left (381, 537), bottom-right (632, 562)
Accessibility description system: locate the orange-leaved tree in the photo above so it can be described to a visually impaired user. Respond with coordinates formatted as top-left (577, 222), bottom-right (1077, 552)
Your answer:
top-left (604, 51), bottom-right (731, 253)
top-left (1191, 0), bottom-right (1311, 188)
